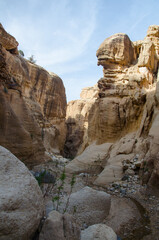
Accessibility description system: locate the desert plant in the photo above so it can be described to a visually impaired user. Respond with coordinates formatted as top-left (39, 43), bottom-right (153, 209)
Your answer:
top-left (63, 173), bottom-right (76, 213)
top-left (18, 50), bottom-right (24, 57)
top-left (28, 55), bottom-right (36, 64)
top-left (52, 167), bottom-right (66, 211)
top-left (35, 170), bottom-right (47, 186)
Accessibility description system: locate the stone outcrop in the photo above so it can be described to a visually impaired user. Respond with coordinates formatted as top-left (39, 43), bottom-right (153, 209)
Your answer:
top-left (0, 23), bottom-right (18, 53)
top-left (0, 146), bottom-right (44, 240)
top-left (65, 25), bottom-right (159, 191)
top-left (0, 23), bottom-right (67, 166)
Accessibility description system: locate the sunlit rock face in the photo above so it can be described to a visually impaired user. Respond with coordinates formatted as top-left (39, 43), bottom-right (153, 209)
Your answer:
top-left (65, 25), bottom-right (159, 190)
top-left (0, 23), bottom-right (67, 167)
top-left (0, 23), bottom-right (18, 53)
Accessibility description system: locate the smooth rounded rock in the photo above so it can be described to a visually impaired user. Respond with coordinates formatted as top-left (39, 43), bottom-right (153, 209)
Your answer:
top-left (81, 224), bottom-right (117, 240)
top-left (0, 146), bottom-right (44, 240)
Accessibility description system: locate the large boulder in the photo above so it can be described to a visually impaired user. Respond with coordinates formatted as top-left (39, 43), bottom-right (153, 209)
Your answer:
top-left (62, 187), bottom-right (111, 226)
top-left (81, 224), bottom-right (117, 240)
top-left (39, 210), bottom-right (80, 240)
top-left (105, 196), bottom-right (141, 238)
top-left (0, 146), bottom-right (44, 240)
top-left (65, 142), bottom-right (112, 174)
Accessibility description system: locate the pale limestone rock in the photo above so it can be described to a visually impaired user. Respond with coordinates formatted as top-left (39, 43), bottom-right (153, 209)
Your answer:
top-left (94, 133), bottom-right (136, 186)
top-left (138, 39), bottom-right (157, 71)
top-left (0, 146), bottom-right (44, 240)
top-left (63, 187), bottom-right (111, 226)
top-left (39, 211), bottom-right (80, 240)
top-left (65, 142), bottom-right (112, 174)
top-left (80, 84), bottom-right (99, 99)
top-left (81, 224), bottom-right (117, 240)
top-left (94, 164), bottom-right (123, 186)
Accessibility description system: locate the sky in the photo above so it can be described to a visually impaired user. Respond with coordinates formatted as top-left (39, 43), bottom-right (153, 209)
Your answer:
top-left (1, 0), bottom-right (159, 102)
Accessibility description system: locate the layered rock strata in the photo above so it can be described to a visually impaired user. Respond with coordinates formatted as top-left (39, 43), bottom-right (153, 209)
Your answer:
top-left (65, 25), bottom-right (159, 190)
top-left (0, 24), bottom-right (66, 166)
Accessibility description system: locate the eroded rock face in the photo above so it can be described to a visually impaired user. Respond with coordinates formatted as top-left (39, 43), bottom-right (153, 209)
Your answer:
top-left (0, 146), bottom-right (44, 240)
top-left (65, 25), bottom-right (159, 190)
top-left (96, 33), bottom-right (136, 66)
top-left (0, 23), bottom-right (67, 166)
top-left (0, 23), bottom-right (18, 52)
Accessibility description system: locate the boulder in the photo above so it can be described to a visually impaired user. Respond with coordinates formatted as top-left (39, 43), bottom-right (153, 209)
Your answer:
top-left (81, 224), bottom-right (117, 240)
top-left (0, 146), bottom-right (44, 240)
top-left (62, 186), bottom-right (111, 226)
top-left (105, 196), bottom-right (144, 239)
top-left (39, 210), bottom-right (80, 240)
top-left (65, 142), bottom-right (112, 174)
top-left (94, 163), bottom-right (123, 186)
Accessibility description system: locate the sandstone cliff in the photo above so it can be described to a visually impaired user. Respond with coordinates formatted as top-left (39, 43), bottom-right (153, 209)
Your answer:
top-left (0, 24), bottom-right (67, 167)
top-left (65, 25), bottom-right (159, 190)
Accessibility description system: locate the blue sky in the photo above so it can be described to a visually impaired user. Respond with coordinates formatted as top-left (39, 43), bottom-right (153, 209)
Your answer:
top-left (1, 0), bottom-right (159, 102)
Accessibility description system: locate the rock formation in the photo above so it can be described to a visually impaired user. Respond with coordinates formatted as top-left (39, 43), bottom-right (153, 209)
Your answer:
top-left (65, 25), bottom-right (159, 191)
top-left (60, 186), bottom-right (111, 226)
top-left (0, 146), bottom-right (44, 240)
top-left (0, 23), bottom-right (67, 167)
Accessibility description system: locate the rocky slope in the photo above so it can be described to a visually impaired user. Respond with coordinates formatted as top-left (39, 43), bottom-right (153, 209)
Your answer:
top-left (0, 23), bottom-right (67, 167)
top-left (65, 25), bottom-right (159, 192)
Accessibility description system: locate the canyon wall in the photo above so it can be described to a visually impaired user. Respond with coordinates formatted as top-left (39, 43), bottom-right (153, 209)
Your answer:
top-left (0, 24), bottom-right (67, 167)
top-left (65, 25), bottom-right (159, 190)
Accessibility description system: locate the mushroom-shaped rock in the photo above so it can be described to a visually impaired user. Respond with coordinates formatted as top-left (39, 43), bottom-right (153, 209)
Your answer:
top-left (0, 146), bottom-right (44, 240)
top-left (147, 25), bottom-right (159, 38)
top-left (96, 33), bottom-right (135, 66)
